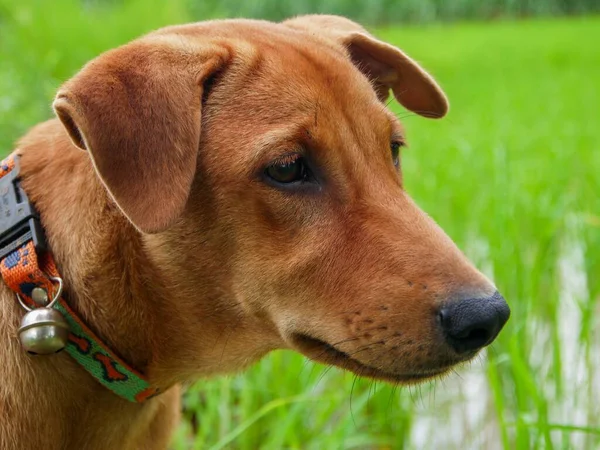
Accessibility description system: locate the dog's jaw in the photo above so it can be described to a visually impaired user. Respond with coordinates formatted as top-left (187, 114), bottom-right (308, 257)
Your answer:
top-left (289, 333), bottom-right (455, 384)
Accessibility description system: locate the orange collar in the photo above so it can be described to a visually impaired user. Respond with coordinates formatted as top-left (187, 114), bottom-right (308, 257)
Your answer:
top-left (0, 154), bottom-right (158, 402)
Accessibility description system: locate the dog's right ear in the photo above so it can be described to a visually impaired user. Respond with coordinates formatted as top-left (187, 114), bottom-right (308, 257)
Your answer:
top-left (53, 36), bottom-right (231, 233)
top-left (283, 15), bottom-right (448, 118)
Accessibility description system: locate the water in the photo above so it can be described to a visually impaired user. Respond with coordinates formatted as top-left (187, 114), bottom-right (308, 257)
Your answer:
top-left (408, 218), bottom-right (596, 449)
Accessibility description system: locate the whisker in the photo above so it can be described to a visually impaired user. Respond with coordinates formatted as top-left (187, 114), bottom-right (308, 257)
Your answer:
top-left (350, 374), bottom-right (359, 428)
top-left (394, 111), bottom-right (419, 120)
top-left (218, 313), bottom-right (245, 366)
top-left (387, 384), bottom-right (398, 417)
top-left (315, 365), bottom-right (335, 388)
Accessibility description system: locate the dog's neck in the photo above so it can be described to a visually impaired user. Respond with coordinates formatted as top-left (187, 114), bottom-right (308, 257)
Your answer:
top-left (12, 119), bottom-right (280, 393)
top-left (16, 123), bottom-right (161, 381)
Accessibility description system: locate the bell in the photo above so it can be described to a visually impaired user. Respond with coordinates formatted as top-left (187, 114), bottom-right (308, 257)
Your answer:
top-left (18, 307), bottom-right (70, 355)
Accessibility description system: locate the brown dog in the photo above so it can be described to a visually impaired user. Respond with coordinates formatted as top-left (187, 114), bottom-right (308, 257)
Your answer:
top-left (0, 14), bottom-right (509, 449)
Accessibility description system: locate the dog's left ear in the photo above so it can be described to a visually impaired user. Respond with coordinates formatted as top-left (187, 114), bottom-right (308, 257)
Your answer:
top-left (283, 15), bottom-right (448, 118)
top-left (53, 37), bottom-right (231, 233)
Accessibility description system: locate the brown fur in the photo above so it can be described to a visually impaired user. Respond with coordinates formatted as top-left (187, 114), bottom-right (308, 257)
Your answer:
top-left (0, 15), bottom-right (500, 449)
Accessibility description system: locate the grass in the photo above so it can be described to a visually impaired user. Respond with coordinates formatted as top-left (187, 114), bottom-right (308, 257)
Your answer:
top-left (185, 0), bottom-right (600, 25)
top-left (184, 0), bottom-right (600, 24)
top-left (1, 1), bottom-right (599, 448)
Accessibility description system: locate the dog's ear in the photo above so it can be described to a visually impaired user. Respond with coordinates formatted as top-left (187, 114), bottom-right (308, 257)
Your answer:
top-left (53, 36), bottom-right (230, 233)
top-left (283, 15), bottom-right (448, 118)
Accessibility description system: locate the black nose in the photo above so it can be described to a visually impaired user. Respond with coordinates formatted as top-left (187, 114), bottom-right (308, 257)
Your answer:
top-left (439, 291), bottom-right (510, 354)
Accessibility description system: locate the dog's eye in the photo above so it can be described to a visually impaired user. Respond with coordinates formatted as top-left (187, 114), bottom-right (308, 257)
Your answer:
top-left (265, 154), bottom-right (309, 184)
top-left (391, 141), bottom-right (403, 168)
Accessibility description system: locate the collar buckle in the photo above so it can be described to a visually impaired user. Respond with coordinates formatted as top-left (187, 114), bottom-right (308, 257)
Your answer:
top-left (0, 156), bottom-right (47, 259)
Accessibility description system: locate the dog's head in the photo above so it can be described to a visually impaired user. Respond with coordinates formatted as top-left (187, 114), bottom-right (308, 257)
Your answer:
top-left (52, 15), bottom-right (509, 384)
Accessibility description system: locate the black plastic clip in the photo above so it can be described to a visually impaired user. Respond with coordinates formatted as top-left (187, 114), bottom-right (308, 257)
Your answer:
top-left (0, 156), bottom-right (47, 260)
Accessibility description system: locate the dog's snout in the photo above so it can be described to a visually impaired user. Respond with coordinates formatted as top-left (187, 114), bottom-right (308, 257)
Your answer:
top-left (439, 291), bottom-right (510, 354)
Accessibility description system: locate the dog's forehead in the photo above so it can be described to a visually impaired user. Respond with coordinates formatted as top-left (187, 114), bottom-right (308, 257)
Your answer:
top-left (249, 43), bottom-right (400, 149)
top-left (154, 20), bottom-right (377, 106)
top-left (155, 21), bottom-right (401, 157)
top-left (226, 25), bottom-right (390, 126)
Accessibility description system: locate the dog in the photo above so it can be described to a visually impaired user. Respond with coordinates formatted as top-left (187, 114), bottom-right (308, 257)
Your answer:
top-left (0, 14), bottom-right (509, 449)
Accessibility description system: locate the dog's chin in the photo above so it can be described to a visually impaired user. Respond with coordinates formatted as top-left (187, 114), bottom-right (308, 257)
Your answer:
top-left (290, 333), bottom-right (457, 385)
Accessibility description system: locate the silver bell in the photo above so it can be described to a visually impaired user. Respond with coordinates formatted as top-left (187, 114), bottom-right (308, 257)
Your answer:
top-left (18, 307), bottom-right (69, 355)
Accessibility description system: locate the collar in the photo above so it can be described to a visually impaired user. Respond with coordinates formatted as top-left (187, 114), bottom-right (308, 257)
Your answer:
top-left (0, 153), bottom-right (159, 402)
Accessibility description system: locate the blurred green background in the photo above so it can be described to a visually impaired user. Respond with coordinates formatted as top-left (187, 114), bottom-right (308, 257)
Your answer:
top-left (1, 1), bottom-right (599, 449)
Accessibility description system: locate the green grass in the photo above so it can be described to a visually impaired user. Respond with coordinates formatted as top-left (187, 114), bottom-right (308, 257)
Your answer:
top-left (185, 0), bottom-right (600, 25)
top-left (1, 1), bottom-right (599, 448)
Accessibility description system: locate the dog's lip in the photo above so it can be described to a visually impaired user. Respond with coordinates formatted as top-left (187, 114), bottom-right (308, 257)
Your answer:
top-left (290, 333), bottom-right (451, 383)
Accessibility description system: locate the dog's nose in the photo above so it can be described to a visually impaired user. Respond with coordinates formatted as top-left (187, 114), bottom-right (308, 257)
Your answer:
top-left (439, 291), bottom-right (510, 354)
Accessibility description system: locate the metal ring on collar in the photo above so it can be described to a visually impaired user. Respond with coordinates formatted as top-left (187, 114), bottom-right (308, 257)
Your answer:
top-left (16, 276), bottom-right (64, 311)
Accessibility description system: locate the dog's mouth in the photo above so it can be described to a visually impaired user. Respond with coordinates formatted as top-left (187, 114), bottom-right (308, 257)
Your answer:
top-left (290, 333), bottom-right (451, 384)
